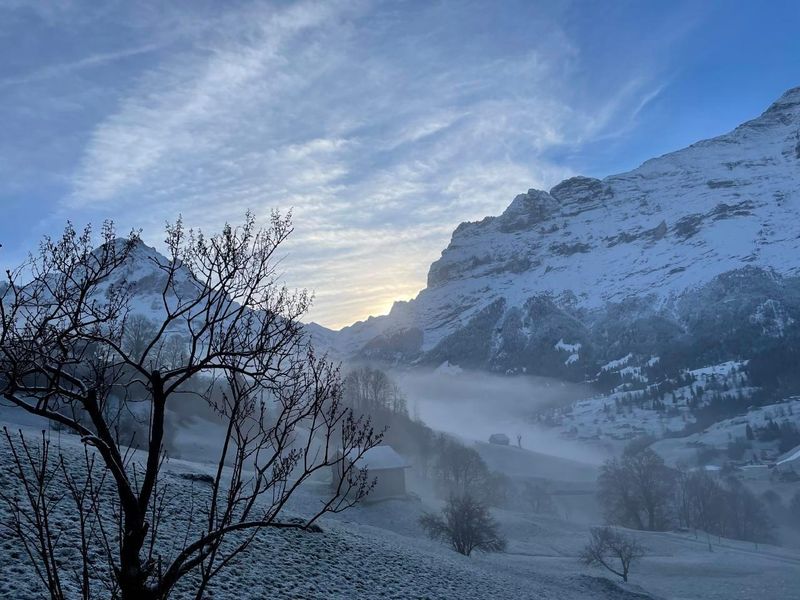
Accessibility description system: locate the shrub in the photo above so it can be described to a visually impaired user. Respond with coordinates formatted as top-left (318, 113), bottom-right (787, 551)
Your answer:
top-left (419, 494), bottom-right (507, 556)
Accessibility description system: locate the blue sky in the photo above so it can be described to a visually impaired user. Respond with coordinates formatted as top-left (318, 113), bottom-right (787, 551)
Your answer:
top-left (1, 0), bottom-right (798, 328)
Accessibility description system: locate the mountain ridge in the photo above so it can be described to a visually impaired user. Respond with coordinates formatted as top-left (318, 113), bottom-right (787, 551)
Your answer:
top-left (81, 87), bottom-right (800, 387)
top-left (313, 85), bottom-right (800, 375)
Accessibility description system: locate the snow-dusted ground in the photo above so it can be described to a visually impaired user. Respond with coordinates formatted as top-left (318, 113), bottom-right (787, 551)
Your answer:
top-left (651, 397), bottom-right (800, 467)
top-left (0, 417), bottom-right (636, 600)
top-left (541, 359), bottom-right (795, 457)
top-left (2, 410), bottom-right (800, 600)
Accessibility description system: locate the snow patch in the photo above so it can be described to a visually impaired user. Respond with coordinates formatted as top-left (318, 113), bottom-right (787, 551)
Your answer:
top-left (555, 339), bottom-right (582, 353)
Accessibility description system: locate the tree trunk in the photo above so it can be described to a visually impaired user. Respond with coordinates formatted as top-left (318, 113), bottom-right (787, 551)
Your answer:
top-left (119, 521), bottom-right (154, 600)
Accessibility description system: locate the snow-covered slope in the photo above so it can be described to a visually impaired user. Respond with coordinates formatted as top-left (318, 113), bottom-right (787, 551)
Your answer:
top-left (320, 87), bottom-right (800, 376)
top-left (4, 415), bottom-right (800, 600)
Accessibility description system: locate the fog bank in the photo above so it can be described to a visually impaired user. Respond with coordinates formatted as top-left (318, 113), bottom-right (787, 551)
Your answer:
top-left (392, 367), bottom-right (607, 465)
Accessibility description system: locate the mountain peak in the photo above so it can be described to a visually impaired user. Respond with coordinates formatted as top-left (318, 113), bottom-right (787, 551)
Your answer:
top-left (497, 189), bottom-right (558, 232)
top-left (728, 85), bottom-right (800, 136)
top-left (764, 85), bottom-right (800, 114)
top-left (549, 176), bottom-right (613, 206)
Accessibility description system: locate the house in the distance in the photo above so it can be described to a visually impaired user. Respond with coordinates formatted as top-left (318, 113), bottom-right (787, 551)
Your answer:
top-left (489, 433), bottom-right (510, 446)
top-left (332, 445), bottom-right (411, 502)
top-left (772, 444), bottom-right (800, 478)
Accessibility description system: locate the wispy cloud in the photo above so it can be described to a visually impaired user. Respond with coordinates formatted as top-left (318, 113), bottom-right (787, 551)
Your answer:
top-left (70, 0), bottom-right (359, 206)
top-left (0, 43), bottom-right (164, 89)
top-left (9, 0), bottom-right (673, 328)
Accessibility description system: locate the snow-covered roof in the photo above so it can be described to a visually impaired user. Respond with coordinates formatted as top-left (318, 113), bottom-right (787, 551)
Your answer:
top-left (354, 445), bottom-right (410, 470)
top-left (776, 444), bottom-right (800, 465)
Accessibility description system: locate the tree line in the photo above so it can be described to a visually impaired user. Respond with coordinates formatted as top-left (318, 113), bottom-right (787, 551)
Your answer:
top-left (598, 442), bottom-right (773, 545)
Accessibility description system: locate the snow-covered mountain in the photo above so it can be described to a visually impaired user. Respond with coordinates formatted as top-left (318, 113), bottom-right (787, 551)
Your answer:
top-left (82, 86), bottom-right (800, 392)
top-left (319, 86), bottom-right (800, 380)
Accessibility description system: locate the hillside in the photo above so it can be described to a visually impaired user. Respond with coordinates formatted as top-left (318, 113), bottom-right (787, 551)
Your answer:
top-left (2, 414), bottom-right (800, 600)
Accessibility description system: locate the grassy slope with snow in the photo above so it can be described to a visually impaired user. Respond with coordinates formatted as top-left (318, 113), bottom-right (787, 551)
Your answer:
top-left (2, 410), bottom-right (800, 600)
top-left (541, 357), bottom-right (800, 459)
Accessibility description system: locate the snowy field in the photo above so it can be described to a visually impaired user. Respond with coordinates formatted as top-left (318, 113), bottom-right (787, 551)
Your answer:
top-left (551, 360), bottom-right (753, 448)
top-left (1, 413), bottom-right (799, 599)
top-left (651, 397), bottom-right (800, 467)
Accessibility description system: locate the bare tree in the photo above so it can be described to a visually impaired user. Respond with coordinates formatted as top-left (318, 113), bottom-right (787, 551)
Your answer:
top-left (676, 467), bottom-right (724, 550)
top-left (433, 435), bottom-right (490, 497)
top-left (674, 467), bottom-right (772, 547)
top-left (0, 430), bottom-right (67, 599)
top-left (720, 475), bottom-right (773, 544)
top-left (121, 314), bottom-right (157, 362)
top-left (624, 447), bottom-right (674, 531)
top-left (790, 491), bottom-right (800, 527)
top-left (525, 480), bottom-right (556, 515)
top-left (0, 215), bottom-right (382, 599)
top-left (580, 526), bottom-right (645, 583)
top-left (0, 428), bottom-right (114, 599)
top-left (343, 366), bottom-right (407, 416)
top-left (597, 446), bottom-right (674, 531)
top-left (419, 494), bottom-right (506, 556)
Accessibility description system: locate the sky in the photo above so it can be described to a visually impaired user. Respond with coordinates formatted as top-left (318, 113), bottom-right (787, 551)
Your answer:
top-left (1, 0), bottom-right (798, 329)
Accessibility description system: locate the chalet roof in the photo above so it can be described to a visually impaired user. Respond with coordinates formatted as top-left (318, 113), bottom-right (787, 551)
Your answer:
top-left (776, 444), bottom-right (800, 465)
top-left (355, 445), bottom-right (411, 470)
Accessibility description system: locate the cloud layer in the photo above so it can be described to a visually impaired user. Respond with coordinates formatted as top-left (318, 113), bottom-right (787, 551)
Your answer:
top-left (2, 0), bottom-right (678, 327)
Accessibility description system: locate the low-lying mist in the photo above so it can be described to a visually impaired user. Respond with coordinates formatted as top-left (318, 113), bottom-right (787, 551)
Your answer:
top-left (392, 366), bottom-right (606, 465)
top-left (99, 363), bottom-right (606, 472)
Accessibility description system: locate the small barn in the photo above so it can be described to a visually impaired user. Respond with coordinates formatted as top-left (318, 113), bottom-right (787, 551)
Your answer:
top-left (489, 433), bottom-right (510, 446)
top-left (332, 445), bottom-right (411, 502)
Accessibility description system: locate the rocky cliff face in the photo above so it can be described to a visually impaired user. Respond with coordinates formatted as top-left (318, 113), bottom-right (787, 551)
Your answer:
top-left (321, 87), bottom-right (800, 379)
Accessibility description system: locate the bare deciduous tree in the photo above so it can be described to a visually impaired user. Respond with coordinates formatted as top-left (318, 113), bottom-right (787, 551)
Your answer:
top-left (525, 480), bottom-right (556, 515)
top-left (343, 366), bottom-right (407, 416)
top-left (674, 466), bottom-right (772, 548)
top-left (790, 491), bottom-right (800, 526)
top-left (121, 314), bottom-right (157, 362)
top-left (419, 494), bottom-right (506, 556)
top-left (0, 214), bottom-right (382, 599)
top-left (597, 445), bottom-right (674, 531)
top-left (580, 526), bottom-right (645, 583)
top-left (432, 436), bottom-right (490, 497)
top-left (0, 429), bottom-right (114, 599)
